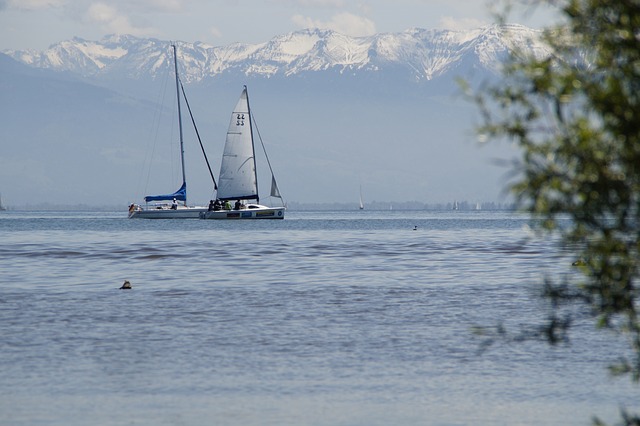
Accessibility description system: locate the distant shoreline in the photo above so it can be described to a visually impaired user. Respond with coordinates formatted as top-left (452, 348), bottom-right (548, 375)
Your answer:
top-left (2, 201), bottom-right (516, 212)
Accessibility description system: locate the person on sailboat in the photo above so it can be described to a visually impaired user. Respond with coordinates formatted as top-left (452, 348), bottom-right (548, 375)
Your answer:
top-left (171, 198), bottom-right (178, 210)
top-left (225, 200), bottom-right (232, 210)
top-left (234, 200), bottom-right (242, 210)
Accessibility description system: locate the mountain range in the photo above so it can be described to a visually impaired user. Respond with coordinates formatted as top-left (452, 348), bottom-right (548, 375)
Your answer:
top-left (1, 24), bottom-right (547, 208)
top-left (6, 24), bottom-right (545, 82)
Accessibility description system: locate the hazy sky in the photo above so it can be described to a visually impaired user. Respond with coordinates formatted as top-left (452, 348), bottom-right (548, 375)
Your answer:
top-left (0, 0), bottom-right (558, 50)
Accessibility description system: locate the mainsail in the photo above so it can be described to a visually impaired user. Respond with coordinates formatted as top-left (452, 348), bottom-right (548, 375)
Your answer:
top-left (217, 87), bottom-right (259, 201)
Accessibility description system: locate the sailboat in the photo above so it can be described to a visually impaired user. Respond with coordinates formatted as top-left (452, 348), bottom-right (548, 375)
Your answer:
top-left (200, 86), bottom-right (285, 220)
top-left (0, 194), bottom-right (6, 211)
top-left (359, 186), bottom-right (364, 210)
top-left (128, 44), bottom-right (215, 219)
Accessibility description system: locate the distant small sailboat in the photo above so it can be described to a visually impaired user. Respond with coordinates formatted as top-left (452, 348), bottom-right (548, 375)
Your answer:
top-left (359, 186), bottom-right (364, 210)
top-left (0, 194), bottom-right (6, 211)
top-left (453, 200), bottom-right (459, 211)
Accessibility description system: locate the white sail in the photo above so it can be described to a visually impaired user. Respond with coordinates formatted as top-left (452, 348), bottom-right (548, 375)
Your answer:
top-left (217, 88), bottom-right (258, 201)
top-left (270, 175), bottom-right (281, 198)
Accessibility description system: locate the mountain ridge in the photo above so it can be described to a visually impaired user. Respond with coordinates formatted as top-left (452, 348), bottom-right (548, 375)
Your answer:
top-left (4, 24), bottom-right (546, 84)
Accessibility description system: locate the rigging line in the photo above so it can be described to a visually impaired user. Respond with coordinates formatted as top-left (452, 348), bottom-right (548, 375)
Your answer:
top-left (250, 112), bottom-right (275, 174)
top-left (139, 49), bottom-right (172, 202)
top-left (179, 79), bottom-right (218, 191)
top-left (251, 112), bottom-right (285, 204)
top-left (244, 86), bottom-right (259, 203)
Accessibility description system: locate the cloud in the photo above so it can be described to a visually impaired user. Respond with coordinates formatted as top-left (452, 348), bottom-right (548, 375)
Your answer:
top-left (292, 11), bottom-right (376, 37)
top-left (139, 0), bottom-right (183, 13)
top-left (438, 16), bottom-right (488, 31)
top-left (297, 0), bottom-right (344, 6)
top-left (209, 26), bottom-right (222, 39)
top-left (274, 0), bottom-right (344, 8)
top-left (4, 0), bottom-right (65, 10)
top-left (85, 2), bottom-right (155, 36)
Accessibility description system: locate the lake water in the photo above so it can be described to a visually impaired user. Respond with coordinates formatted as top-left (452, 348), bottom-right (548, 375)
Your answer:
top-left (0, 210), bottom-right (637, 425)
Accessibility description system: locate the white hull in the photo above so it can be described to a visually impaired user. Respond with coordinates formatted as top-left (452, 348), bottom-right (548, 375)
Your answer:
top-left (200, 204), bottom-right (285, 220)
top-left (128, 205), bottom-right (207, 219)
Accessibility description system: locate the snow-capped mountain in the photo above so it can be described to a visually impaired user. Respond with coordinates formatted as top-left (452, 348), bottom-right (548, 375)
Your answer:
top-left (5, 24), bottom-right (546, 83)
top-left (0, 24), bottom-right (550, 208)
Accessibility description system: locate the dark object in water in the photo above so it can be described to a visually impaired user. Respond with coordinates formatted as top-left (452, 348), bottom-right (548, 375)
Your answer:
top-left (120, 280), bottom-right (132, 290)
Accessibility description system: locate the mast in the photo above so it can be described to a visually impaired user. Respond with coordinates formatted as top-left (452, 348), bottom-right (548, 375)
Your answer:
top-left (172, 44), bottom-right (187, 205)
top-left (244, 85), bottom-right (259, 203)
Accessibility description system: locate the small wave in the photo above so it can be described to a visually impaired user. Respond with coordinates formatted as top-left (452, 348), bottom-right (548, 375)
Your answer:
top-left (2, 249), bottom-right (92, 259)
top-left (136, 253), bottom-right (190, 260)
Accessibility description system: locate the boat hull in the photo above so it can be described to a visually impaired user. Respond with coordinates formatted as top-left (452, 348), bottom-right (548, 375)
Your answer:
top-left (128, 206), bottom-right (208, 219)
top-left (200, 205), bottom-right (285, 220)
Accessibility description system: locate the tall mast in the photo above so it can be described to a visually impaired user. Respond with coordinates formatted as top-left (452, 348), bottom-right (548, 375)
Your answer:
top-left (172, 44), bottom-right (187, 205)
top-left (244, 85), bottom-right (259, 203)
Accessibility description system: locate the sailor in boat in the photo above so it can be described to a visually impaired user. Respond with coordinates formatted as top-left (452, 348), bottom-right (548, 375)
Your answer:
top-left (225, 200), bottom-right (232, 210)
top-left (234, 200), bottom-right (243, 210)
top-left (208, 199), bottom-right (223, 211)
top-left (171, 198), bottom-right (178, 210)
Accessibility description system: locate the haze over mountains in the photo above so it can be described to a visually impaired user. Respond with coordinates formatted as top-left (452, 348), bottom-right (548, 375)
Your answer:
top-left (0, 24), bottom-right (547, 208)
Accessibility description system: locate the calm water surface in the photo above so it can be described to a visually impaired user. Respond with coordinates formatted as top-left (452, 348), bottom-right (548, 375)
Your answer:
top-left (0, 210), bottom-right (637, 425)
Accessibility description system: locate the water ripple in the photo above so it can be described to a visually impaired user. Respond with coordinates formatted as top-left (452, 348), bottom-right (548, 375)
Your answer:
top-left (0, 210), bottom-right (631, 426)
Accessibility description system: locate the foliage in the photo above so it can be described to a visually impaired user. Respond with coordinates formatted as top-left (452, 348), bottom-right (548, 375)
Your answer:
top-left (473, 0), bottom-right (640, 423)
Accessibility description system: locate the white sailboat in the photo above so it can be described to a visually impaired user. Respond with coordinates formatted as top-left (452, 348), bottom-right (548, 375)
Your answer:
top-left (128, 44), bottom-right (214, 219)
top-left (200, 86), bottom-right (285, 220)
top-left (0, 194), bottom-right (6, 211)
top-left (359, 186), bottom-right (364, 210)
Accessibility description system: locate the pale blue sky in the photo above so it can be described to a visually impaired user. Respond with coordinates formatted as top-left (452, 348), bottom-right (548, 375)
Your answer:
top-left (0, 0), bottom-right (559, 50)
